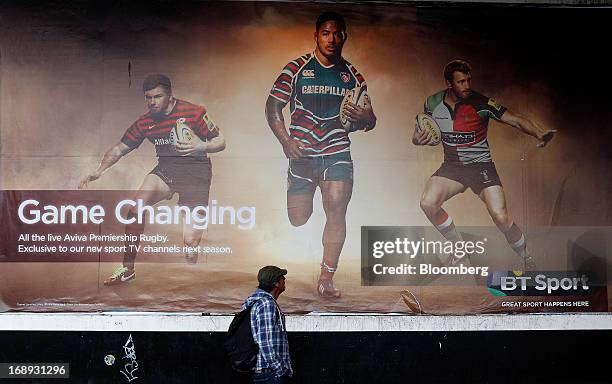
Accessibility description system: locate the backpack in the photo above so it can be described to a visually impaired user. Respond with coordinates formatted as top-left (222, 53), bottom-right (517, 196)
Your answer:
top-left (224, 304), bottom-right (259, 372)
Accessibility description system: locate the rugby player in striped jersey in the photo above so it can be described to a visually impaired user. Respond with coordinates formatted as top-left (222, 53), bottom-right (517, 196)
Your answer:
top-left (266, 12), bottom-right (377, 298)
top-left (413, 60), bottom-right (555, 270)
top-left (79, 74), bottom-right (226, 285)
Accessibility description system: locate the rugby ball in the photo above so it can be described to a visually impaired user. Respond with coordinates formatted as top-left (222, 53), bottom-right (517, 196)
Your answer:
top-left (340, 85), bottom-right (368, 132)
top-left (415, 113), bottom-right (441, 145)
top-left (170, 118), bottom-right (195, 146)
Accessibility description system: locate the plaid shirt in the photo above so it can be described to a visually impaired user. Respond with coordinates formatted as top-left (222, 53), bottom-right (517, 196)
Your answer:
top-left (242, 289), bottom-right (292, 377)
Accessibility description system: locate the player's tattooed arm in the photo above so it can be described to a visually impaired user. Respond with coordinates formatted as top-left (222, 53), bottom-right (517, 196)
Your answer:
top-left (265, 96), bottom-right (305, 159)
top-left (500, 110), bottom-right (556, 148)
top-left (78, 142), bottom-right (133, 189)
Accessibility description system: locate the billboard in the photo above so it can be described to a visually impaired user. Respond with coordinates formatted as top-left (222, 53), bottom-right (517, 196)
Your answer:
top-left (1, 2), bottom-right (610, 314)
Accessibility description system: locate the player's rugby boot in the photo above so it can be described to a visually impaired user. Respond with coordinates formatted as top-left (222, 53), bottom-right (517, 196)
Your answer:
top-left (104, 266), bottom-right (135, 286)
top-left (317, 278), bottom-right (341, 298)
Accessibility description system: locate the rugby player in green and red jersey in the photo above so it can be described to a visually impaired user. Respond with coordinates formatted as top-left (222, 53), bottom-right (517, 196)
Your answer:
top-left (413, 59), bottom-right (555, 269)
top-left (79, 74), bottom-right (226, 285)
top-left (266, 12), bottom-right (377, 298)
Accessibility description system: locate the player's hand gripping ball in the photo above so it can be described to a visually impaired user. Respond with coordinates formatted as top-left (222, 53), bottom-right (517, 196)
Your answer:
top-left (340, 85), bottom-right (368, 132)
top-left (170, 117), bottom-right (195, 147)
top-left (415, 113), bottom-right (442, 146)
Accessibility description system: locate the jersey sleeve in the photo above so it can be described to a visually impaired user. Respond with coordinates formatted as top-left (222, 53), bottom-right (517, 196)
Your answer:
top-left (120, 120), bottom-right (146, 149)
top-left (424, 91), bottom-right (444, 116)
top-left (475, 92), bottom-right (507, 121)
top-left (424, 99), bottom-right (432, 115)
top-left (194, 107), bottom-right (220, 140)
top-left (349, 63), bottom-right (366, 86)
top-left (484, 97), bottom-right (507, 121)
top-left (269, 61), bottom-right (300, 105)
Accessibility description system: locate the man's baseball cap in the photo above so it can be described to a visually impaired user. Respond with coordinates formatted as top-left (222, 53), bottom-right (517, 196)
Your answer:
top-left (258, 266), bottom-right (287, 286)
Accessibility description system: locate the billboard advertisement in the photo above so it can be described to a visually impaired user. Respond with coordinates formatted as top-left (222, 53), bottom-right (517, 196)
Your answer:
top-left (1, 2), bottom-right (610, 314)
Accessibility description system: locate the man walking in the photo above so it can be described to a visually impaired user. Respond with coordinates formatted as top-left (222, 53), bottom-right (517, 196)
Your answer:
top-left (243, 266), bottom-right (292, 383)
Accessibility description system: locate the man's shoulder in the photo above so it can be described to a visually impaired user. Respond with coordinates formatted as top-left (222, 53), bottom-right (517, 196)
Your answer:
top-left (174, 99), bottom-right (206, 114)
top-left (341, 58), bottom-right (366, 84)
top-left (245, 290), bottom-right (276, 309)
top-left (341, 57), bottom-right (358, 70)
top-left (466, 90), bottom-right (489, 103)
top-left (426, 90), bottom-right (446, 111)
top-left (282, 53), bottom-right (314, 72)
top-left (466, 91), bottom-right (503, 111)
top-left (131, 111), bottom-right (154, 128)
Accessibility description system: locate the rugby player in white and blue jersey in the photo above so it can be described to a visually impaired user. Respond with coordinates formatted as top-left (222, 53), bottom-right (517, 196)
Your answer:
top-left (265, 12), bottom-right (377, 298)
top-left (413, 60), bottom-right (556, 269)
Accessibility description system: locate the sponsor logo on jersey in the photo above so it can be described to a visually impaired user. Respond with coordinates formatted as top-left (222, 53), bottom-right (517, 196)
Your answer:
top-left (487, 98), bottom-right (502, 111)
top-left (154, 137), bottom-right (172, 146)
top-left (203, 113), bottom-right (217, 133)
top-left (302, 85), bottom-right (348, 96)
top-left (442, 131), bottom-right (475, 145)
top-left (340, 72), bottom-right (351, 83)
top-left (302, 69), bottom-right (315, 78)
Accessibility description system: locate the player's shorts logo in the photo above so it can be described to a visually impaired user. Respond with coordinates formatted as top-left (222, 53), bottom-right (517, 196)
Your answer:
top-left (480, 170), bottom-right (490, 182)
top-left (340, 72), bottom-right (350, 83)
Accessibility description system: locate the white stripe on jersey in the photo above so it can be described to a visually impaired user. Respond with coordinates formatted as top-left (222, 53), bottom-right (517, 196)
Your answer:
top-left (302, 147), bottom-right (351, 157)
top-left (344, 61), bottom-right (366, 87)
top-left (269, 94), bottom-right (288, 103)
top-left (289, 125), bottom-right (312, 134)
top-left (289, 125), bottom-right (346, 143)
top-left (329, 136), bottom-right (347, 143)
top-left (312, 128), bottom-right (345, 142)
top-left (458, 152), bottom-right (492, 163)
top-left (274, 88), bottom-right (292, 96)
top-left (304, 141), bottom-right (351, 153)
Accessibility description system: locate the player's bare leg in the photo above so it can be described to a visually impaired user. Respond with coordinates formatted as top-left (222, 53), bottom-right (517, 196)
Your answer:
top-left (420, 176), bottom-right (468, 264)
top-left (183, 211), bottom-right (207, 264)
top-left (317, 180), bottom-right (352, 298)
top-left (104, 174), bottom-right (172, 285)
top-left (479, 185), bottom-right (534, 269)
top-left (287, 191), bottom-right (315, 227)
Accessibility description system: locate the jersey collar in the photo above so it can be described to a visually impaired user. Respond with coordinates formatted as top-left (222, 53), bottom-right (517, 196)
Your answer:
top-left (313, 50), bottom-right (342, 69)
